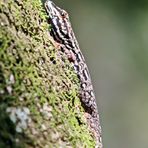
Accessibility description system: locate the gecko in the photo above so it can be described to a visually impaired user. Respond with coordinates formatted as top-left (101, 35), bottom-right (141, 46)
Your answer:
top-left (45, 0), bottom-right (103, 147)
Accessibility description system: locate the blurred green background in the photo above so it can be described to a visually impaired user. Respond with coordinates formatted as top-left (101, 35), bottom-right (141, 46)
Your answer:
top-left (53, 0), bottom-right (148, 147)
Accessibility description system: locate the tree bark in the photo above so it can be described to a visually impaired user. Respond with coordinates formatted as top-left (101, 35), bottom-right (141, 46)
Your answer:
top-left (0, 0), bottom-right (97, 147)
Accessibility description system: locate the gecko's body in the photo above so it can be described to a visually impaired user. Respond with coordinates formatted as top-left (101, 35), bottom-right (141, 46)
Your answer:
top-left (45, 1), bottom-right (102, 147)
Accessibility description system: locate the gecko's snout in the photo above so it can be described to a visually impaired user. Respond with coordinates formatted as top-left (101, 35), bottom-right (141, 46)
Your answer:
top-left (45, 0), bottom-right (58, 18)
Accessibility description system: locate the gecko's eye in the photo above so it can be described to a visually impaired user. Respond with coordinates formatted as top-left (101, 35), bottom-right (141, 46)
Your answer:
top-left (61, 10), bottom-right (69, 19)
top-left (61, 11), bottom-right (66, 17)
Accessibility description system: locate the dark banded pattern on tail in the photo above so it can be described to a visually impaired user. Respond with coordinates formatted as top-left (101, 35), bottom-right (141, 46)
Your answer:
top-left (45, 1), bottom-right (103, 147)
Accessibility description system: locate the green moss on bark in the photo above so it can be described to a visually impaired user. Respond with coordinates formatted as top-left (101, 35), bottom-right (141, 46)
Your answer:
top-left (0, 0), bottom-right (95, 147)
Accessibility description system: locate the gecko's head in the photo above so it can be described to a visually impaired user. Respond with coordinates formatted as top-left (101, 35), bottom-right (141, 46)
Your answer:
top-left (45, 0), bottom-right (71, 43)
top-left (45, 0), bottom-right (69, 26)
top-left (45, 0), bottom-right (75, 47)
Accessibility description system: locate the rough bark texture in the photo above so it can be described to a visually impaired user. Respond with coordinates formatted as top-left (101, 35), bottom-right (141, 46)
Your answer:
top-left (0, 0), bottom-right (96, 147)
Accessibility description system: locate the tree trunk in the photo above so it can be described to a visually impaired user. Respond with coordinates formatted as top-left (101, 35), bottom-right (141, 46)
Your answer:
top-left (0, 0), bottom-right (97, 147)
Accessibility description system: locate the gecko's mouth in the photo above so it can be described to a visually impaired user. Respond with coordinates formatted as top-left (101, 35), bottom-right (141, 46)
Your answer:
top-left (45, 0), bottom-right (53, 17)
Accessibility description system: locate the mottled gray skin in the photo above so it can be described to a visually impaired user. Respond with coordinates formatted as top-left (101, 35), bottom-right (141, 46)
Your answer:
top-left (45, 0), bottom-right (103, 147)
